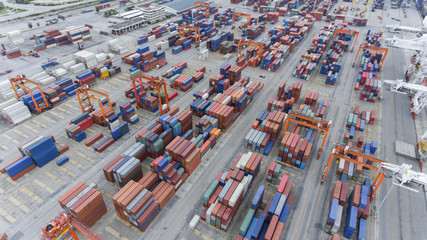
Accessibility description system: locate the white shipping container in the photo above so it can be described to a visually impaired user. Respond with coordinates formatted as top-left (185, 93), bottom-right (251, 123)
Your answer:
top-left (229, 183), bottom-right (244, 207)
top-left (69, 63), bottom-right (86, 74)
top-left (96, 53), bottom-right (107, 63)
top-left (148, 35), bottom-right (156, 42)
top-left (1, 101), bottom-right (31, 125)
top-left (331, 205), bottom-right (343, 233)
top-left (189, 215), bottom-right (200, 230)
top-left (39, 76), bottom-right (56, 85)
top-left (52, 68), bottom-right (67, 78)
top-left (0, 98), bottom-right (18, 109)
top-left (32, 71), bottom-right (49, 80)
top-left (338, 158), bottom-right (345, 172)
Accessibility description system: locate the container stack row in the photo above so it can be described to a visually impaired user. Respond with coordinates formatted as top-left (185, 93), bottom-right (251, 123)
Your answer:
top-left (244, 110), bottom-right (286, 155)
top-left (112, 178), bottom-right (175, 231)
top-left (267, 81), bottom-right (303, 113)
top-left (202, 152), bottom-right (262, 231)
top-left (58, 182), bottom-right (107, 227)
top-left (21, 77), bottom-right (78, 112)
top-left (344, 105), bottom-right (376, 143)
top-left (122, 45), bottom-right (167, 72)
top-left (327, 180), bottom-right (370, 239)
top-left (354, 51), bottom-right (383, 103)
top-left (161, 61), bottom-right (187, 80)
top-left (103, 143), bottom-right (147, 184)
top-left (278, 112), bottom-right (321, 170)
top-left (91, 59), bottom-right (121, 80)
top-left (1, 136), bottom-right (60, 180)
top-left (320, 26), bottom-right (354, 85)
top-left (293, 24), bottom-right (334, 79)
top-left (267, 162), bottom-right (282, 184)
top-left (137, 25), bottom-right (174, 45)
top-left (32, 26), bottom-right (91, 50)
top-left (238, 174), bottom-right (295, 240)
top-left (207, 31), bottom-right (234, 52)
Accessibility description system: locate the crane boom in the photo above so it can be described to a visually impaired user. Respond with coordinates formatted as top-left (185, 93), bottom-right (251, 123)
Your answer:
top-left (383, 79), bottom-right (427, 116)
top-left (386, 34), bottom-right (427, 52)
top-left (380, 163), bottom-right (427, 191)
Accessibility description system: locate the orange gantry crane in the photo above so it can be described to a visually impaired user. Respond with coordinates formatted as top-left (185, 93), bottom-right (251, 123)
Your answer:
top-left (283, 112), bottom-right (332, 159)
top-left (178, 25), bottom-right (201, 47)
top-left (9, 75), bottom-right (51, 113)
top-left (331, 29), bottom-right (359, 52)
top-left (352, 44), bottom-right (388, 70)
top-left (41, 212), bottom-right (103, 240)
top-left (237, 40), bottom-right (263, 64)
top-left (232, 12), bottom-right (252, 29)
top-left (131, 70), bottom-right (170, 115)
top-left (321, 144), bottom-right (386, 199)
top-left (194, 1), bottom-right (210, 18)
top-left (76, 85), bottom-right (113, 125)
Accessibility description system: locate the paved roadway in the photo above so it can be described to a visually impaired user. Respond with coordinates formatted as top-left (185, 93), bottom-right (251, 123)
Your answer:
top-left (375, 2), bottom-right (427, 240)
top-left (0, 0), bottom-right (426, 239)
top-left (0, 0), bottom-right (147, 22)
top-left (0, 0), bottom-right (98, 21)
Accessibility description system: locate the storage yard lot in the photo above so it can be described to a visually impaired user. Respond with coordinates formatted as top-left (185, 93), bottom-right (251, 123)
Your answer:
top-left (0, 0), bottom-right (426, 239)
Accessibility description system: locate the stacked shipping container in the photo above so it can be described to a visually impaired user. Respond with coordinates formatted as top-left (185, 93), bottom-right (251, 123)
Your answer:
top-left (202, 152), bottom-right (261, 231)
top-left (267, 81), bottom-right (303, 113)
top-left (238, 174), bottom-right (295, 239)
top-left (58, 182), bottom-right (107, 227)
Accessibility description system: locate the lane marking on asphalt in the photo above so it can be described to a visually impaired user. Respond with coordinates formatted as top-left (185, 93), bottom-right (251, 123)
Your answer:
top-left (34, 179), bottom-right (54, 194)
top-left (49, 111), bottom-right (65, 119)
top-left (264, 189), bottom-right (275, 197)
top-left (109, 81), bottom-right (121, 86)
top-left (64, 103), bottom-right (79, 110)
top-left (115, 78), bottom-right (128, 84)
top-left (32, 119), bottom-right (47, 128)
top-left (0, 207), bottom-right (7, 217)
top-left (76, 152), bottom-right (95, 163)
top-left (58, 166), bottom-right (76, 177)
top-left (45, 171), bottom-right (65, 184)
top-left (86, 128), bottom-right (96, 133)
top-left (23, 123), bottom-right (39, 133)
top-left (13, 129), bottom-right (29, 138)
top-left (3, 134), bottom-right (19, 144)
top-left (105, 226), bottom-right (121, 238)
top-left (0, 143), bottom-right (9, 150)
top-left (5, 176), bottom-right (17, 185)
top-left (21, 187), bottom-right (42, 203)
top-left (41, 115), bottom-right (55, 123)
top-left (5, 214), bottom-right (16, 223)
top-left (97, 86), bottom-right (112, 93)
top-left (69, 158), bottom-right (84, 169)
top-left (8, 196), bottom-right (30, 213)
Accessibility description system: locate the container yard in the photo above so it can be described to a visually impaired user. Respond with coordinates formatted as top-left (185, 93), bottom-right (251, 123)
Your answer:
top-left (0, 0), bottom-right (427, 239)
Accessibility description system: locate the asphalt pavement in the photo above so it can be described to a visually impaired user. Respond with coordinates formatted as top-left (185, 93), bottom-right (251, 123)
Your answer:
top-left (0, 0), bottom-right (426, 239)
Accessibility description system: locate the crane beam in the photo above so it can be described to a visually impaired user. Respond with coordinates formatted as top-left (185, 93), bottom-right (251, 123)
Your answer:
top-left (322, 144), bottom-right (386, 199)
top-left (283, 112), bottom-right (332, 159)
top-left (131, 70), bottom-right (170, 115)
top-left (236, 40), bottom-right (263, 64)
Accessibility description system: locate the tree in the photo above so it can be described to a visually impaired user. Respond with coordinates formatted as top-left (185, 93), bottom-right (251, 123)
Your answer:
top-left (0, 3), bottom-right (5, 10)
top-left (28, 22), bottom-right (32, 28)
top-left (36, 22), bottom-right (40, 27)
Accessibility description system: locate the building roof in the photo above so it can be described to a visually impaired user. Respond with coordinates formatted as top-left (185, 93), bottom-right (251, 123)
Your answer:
top-left (108, 17), bottom-right (146, 30)
top-left (164, 0), bottom-right (207, 13)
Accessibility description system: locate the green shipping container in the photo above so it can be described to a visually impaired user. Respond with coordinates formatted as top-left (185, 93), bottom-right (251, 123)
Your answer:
top-left (153, 139), bottom-right (163, 152)
top-left (239, 208), bottom-right (255, 236)
top-left (273, 164), bottom-right (281, 176)
top-left (203, 180), bottom-right (219, 205)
